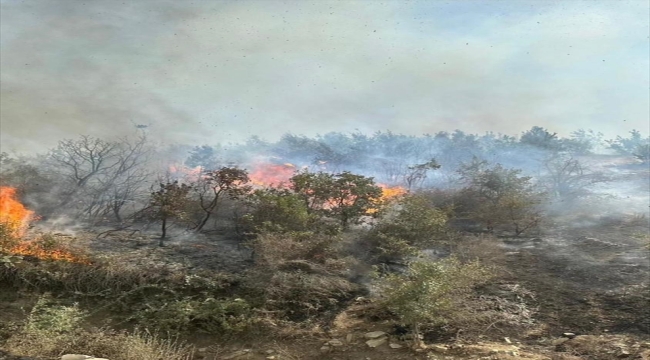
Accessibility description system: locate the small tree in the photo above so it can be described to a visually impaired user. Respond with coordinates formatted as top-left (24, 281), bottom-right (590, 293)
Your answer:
top-left (328, 172), bottom-right (383, 228)
top-left (458, 158), bottom-right (544, 236)
top-left (193, 167), bottom-right (251, 232)
top-left (403, 158), bottom-right (441, 191)
top-left (149, 181), bottom-right (192, 245)
top-left (376, 257), bottom-right (490, 346)
top-left (290, 171), bottom-right (382, 228)
top-left (606, 130), bottom-right (650, 163)
top-left (519, 126), bottom-right (561, 150)
top-left (290, 171), bottom-right (334, 213)
top-left (542, 154), bottom-right (608, 201)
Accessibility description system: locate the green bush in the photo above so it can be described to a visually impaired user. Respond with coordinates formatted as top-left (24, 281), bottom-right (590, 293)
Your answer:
top-left (364, 194), bottom-right (449, 263)
top-left (457, 158), bottom-right (544, 236)
top-left (375, 257), bottom-right (491, 342)
top-left (23, 295), bottom-right (86, 335)
top-left (129, 297), bottom-right (254, 336)
top-left (240, 189), bottom-right (319, 234)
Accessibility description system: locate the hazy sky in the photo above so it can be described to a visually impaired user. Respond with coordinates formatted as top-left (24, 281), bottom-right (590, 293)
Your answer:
top-left (1, 0), bottom-right (648, 152)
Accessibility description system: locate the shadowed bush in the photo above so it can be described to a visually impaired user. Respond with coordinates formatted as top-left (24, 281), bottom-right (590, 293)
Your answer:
top-left (4, 294), bottom-right (194, 360)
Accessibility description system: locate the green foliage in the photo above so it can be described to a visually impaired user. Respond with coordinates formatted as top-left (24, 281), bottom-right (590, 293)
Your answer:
top-left (24, 294), bottom-right (86, 335)
top-left (607, 129), bottom-right (650, 162)
top-left (148, 181), bottom-right (193, 242)
top-left (365, 195), bottom-right (449, 263)
top-left (520, 126), bottom-right (561, 150)
top-left (458, 158), bottom-right (544, 235)
top-left (193, 166), bottom-right (251, 232)
top-left (130, 297), bottom-right (254, 335)
top-left (240, 188), bottom-right (328, 234)
top-left (290, 170), bottom-right (382, 228)
top-left (376, 257), bottom-right (491, 340)
top-left (566, 129), bottom-right (604, 154)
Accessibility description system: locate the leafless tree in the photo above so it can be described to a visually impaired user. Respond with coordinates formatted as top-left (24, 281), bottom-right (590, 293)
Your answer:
top-left (543, 155), bottom-right (608, 201)
top-left (47, 133), bottom-right (152, 223)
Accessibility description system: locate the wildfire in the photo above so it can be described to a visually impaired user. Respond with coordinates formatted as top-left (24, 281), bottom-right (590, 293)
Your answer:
top-left (0, 186), bottom-right (34, 237)
top-left (169, 164), bottom-right (203, 181)
top-left (1, 186), bottom-right (89, 264)
top-left (9, 240), bottom-right (92, 264)
top-left (377, 184), bottom-right (408, 202)
top-left (365, 184), bottom-right (407, 214)
top-left (249, 163), bottom-right (297, 188)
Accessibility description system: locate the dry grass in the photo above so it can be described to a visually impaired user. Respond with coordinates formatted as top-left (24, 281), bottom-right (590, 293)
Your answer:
top-left (452, 234), bottom-right (506, 267)
top-left (244, 231), bottom-right (361, 322)
top-left (6, 328), bottom-right (194, 360)
top-left (3, 295), bottom-right (194, 360)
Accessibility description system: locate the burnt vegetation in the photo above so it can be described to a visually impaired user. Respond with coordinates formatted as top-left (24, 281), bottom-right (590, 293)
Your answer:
top-left (1, 126), bottom-right (648, 359)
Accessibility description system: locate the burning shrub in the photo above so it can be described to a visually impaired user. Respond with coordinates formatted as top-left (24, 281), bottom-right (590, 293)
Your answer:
top-left (7, 233), bottom-right (92, 264)
top-left (291, 170), bottom-right (383, 228)
top-left (0, 186), bottom-right (34, 239)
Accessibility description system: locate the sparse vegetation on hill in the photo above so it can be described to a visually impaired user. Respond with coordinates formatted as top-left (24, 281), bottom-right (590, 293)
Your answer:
top-left (1, 128), bottom-right (648, 360)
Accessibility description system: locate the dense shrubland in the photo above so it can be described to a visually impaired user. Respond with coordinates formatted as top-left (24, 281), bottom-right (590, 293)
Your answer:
top-left (0, 126), bottom-right (648, 357)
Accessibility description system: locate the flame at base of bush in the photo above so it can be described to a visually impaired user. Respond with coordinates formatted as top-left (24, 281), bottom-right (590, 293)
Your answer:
top-left (0, 186), bottom-right (34, 237)
top-left (8, 239), bottom-right (92, 265)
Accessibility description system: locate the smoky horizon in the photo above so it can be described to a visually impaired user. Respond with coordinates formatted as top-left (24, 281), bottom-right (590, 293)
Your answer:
top-left (1, 0), bottom-right (649, 153)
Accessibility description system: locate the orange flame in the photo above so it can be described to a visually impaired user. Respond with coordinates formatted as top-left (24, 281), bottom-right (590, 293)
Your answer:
top-left (377, 184), bottom-right (408, 202)
top-left (366, 184), bottom-right (407, 214)
top-left (0, 187), bottom-right (89, 264)
top-left (169, 164), bottom-right (203, 181)
top-left (9, 240), bottom-right (92, 264)
top-left (249, 163), bottom-right (297, 188)
top-left (0, 186), bottom-right (34, 237)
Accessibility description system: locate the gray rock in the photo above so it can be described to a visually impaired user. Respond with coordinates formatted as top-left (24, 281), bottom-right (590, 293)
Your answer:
top-left (366, 338), bottom-right (387, 348)
top-left (61, 356), bottom-right (108, 360)
top-left (364, 331), bottom-right (387, 339)
top-left (328, 339), bottom-right (344, 347)
top-left (430, 345), bottom-right (448, 353)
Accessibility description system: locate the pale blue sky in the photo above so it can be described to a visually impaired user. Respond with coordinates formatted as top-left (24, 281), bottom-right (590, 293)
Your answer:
top-left (1, 0), bottom-right (648, 152)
